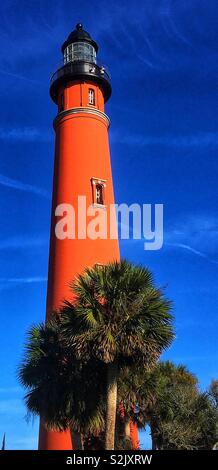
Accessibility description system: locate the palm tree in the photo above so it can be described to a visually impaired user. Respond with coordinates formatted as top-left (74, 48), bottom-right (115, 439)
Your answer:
top-left (209, 380), bottom-right (218, 410)
top-left (143, 361), bottom-right (199, 449)
top-left (61, 260), bottom-right (174, 450)
top-left (18, 318), bottom-right (106, 446)
top-left (117, 364), bottom-right (157, 448)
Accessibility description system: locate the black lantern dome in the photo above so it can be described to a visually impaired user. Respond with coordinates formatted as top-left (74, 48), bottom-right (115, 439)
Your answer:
top-left (50, 23), bottom-right (111, 104)
top-left (61, 23), bottom-right (98, 54)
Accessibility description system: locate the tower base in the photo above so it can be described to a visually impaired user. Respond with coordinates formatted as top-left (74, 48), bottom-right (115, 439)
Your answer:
top-left (38, 420), bottom-right (72, 450)
top-left (130, 421), bottom-right (140, 449)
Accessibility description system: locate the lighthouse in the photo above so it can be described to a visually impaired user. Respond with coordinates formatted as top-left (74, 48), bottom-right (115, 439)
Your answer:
top-left (38, 23), bottom-right (138, 450)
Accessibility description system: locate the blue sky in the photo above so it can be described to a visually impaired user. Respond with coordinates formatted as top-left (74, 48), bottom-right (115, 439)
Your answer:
top-left (0, 0), bottom-right (217, 450)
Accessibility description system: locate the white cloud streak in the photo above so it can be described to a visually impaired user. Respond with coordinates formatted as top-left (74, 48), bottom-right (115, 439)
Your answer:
top-left (160, 0), bottom-right (193, 48)
top-left (0, 277), bottom-right (47, 284)
top-left (0, 277), bottom-right (47, 292)
top-left (0, 69), bottom-right (42, 84)
top-left (0, 236), bottom-right (47, 251)
top-left (0, 127), bottom-right (52, 142)
top-left (11, 437), bottom-right (37, 450)
top-left (164, 215), bottom-right (218, 264)
top-left (0, 399), bottom-right (24, 414)
top-left (165, 242), bottom-right (218, 265)
top-left (0, 173), bottom-right (50, 198)
top-left (113, 132), bottom-right (218, 148)
top-left (0, 387), bottom-right (22, 394)
top-left (121, 214), bottom-right (218, 265)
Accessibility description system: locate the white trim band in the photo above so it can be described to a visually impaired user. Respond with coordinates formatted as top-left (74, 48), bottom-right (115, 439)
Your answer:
top-left (54, 107), bottom-right (110, 128)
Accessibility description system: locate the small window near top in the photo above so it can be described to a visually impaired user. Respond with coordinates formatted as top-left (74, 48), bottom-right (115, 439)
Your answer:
top-left (88, 88), bottom-right (95, 105)
top-left (96, 184), bottom-right (104, 205)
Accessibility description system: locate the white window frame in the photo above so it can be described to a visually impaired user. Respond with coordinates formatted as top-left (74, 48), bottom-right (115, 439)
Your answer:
top-left (88, 88), bottom-right (95, 105)
top-left (91, 177), bottom-right (107, 207)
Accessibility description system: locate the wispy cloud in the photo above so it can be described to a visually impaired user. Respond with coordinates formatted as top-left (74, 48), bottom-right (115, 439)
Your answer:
top-left (165, 242), bottom-right (218, 265)
top-left (96, 0), bottom-right (217, 78)
top-left (0, 236), bottom-right (47, 251)
top-left (0, 68), bottom-right (42, 84)
top-left (0, 173), bottom-right (50, 198)
top-left (176, 318), bottom-right (215, 330)
top-left (0, 387), bottom-right (22, 394)
top-left (0, 399), bottom-right (24, 415)
top-left (164, 215), bottom-right (218, 264)
top-left (0, 127), bottom-right (52, 142)
top-left (11, 437), bottom-right (37, 450)
top-left (121, 214), bottom-right (218, 265)
top-left (112, 132), bottom-right (218, 148)
top-left (0, 277), bottom-right (47, 284)
top-left (160, 1), bottom-right (194, 48)
top-left (0, 277), bottom-right (47, 292)
top-left (167, 354), bottom-right (218, 363)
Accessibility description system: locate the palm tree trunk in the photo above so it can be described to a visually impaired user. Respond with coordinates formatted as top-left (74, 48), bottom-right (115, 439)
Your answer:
top-left (124, 419), bottom-right (131, 439)
top-left (71, 430), bottom-right (83, 450)
top-left (105, 361), bottom-right (118, 450)
top-left (150, 421), bottom-right (159, 450)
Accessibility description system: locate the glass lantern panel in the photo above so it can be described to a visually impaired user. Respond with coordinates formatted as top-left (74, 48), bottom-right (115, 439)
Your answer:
top-left (64, 42), bottom-right (96, 64)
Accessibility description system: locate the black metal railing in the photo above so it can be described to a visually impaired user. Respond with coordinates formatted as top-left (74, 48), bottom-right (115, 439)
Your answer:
top-left (50, 61), bottom-right (111, 86)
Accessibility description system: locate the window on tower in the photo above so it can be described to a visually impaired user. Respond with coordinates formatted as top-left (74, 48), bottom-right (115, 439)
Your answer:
top-left (96, 184), bottom-right (104, 205)
top-left (88, 88), bottom-right (95, 105)
top-left (91, 178), bottom-right (106, 206)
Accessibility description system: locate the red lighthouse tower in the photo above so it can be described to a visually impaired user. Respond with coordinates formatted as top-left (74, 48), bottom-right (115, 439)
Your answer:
top-left (38, 23), bottom-right (138, 450)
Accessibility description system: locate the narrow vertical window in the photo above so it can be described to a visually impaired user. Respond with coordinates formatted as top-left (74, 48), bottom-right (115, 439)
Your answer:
top-left (91, 178), bottom-right (106, 206)
top-left (96, 184), bottom-right (104, 205)
top-left (88, 88), bottom-right (95, 105)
